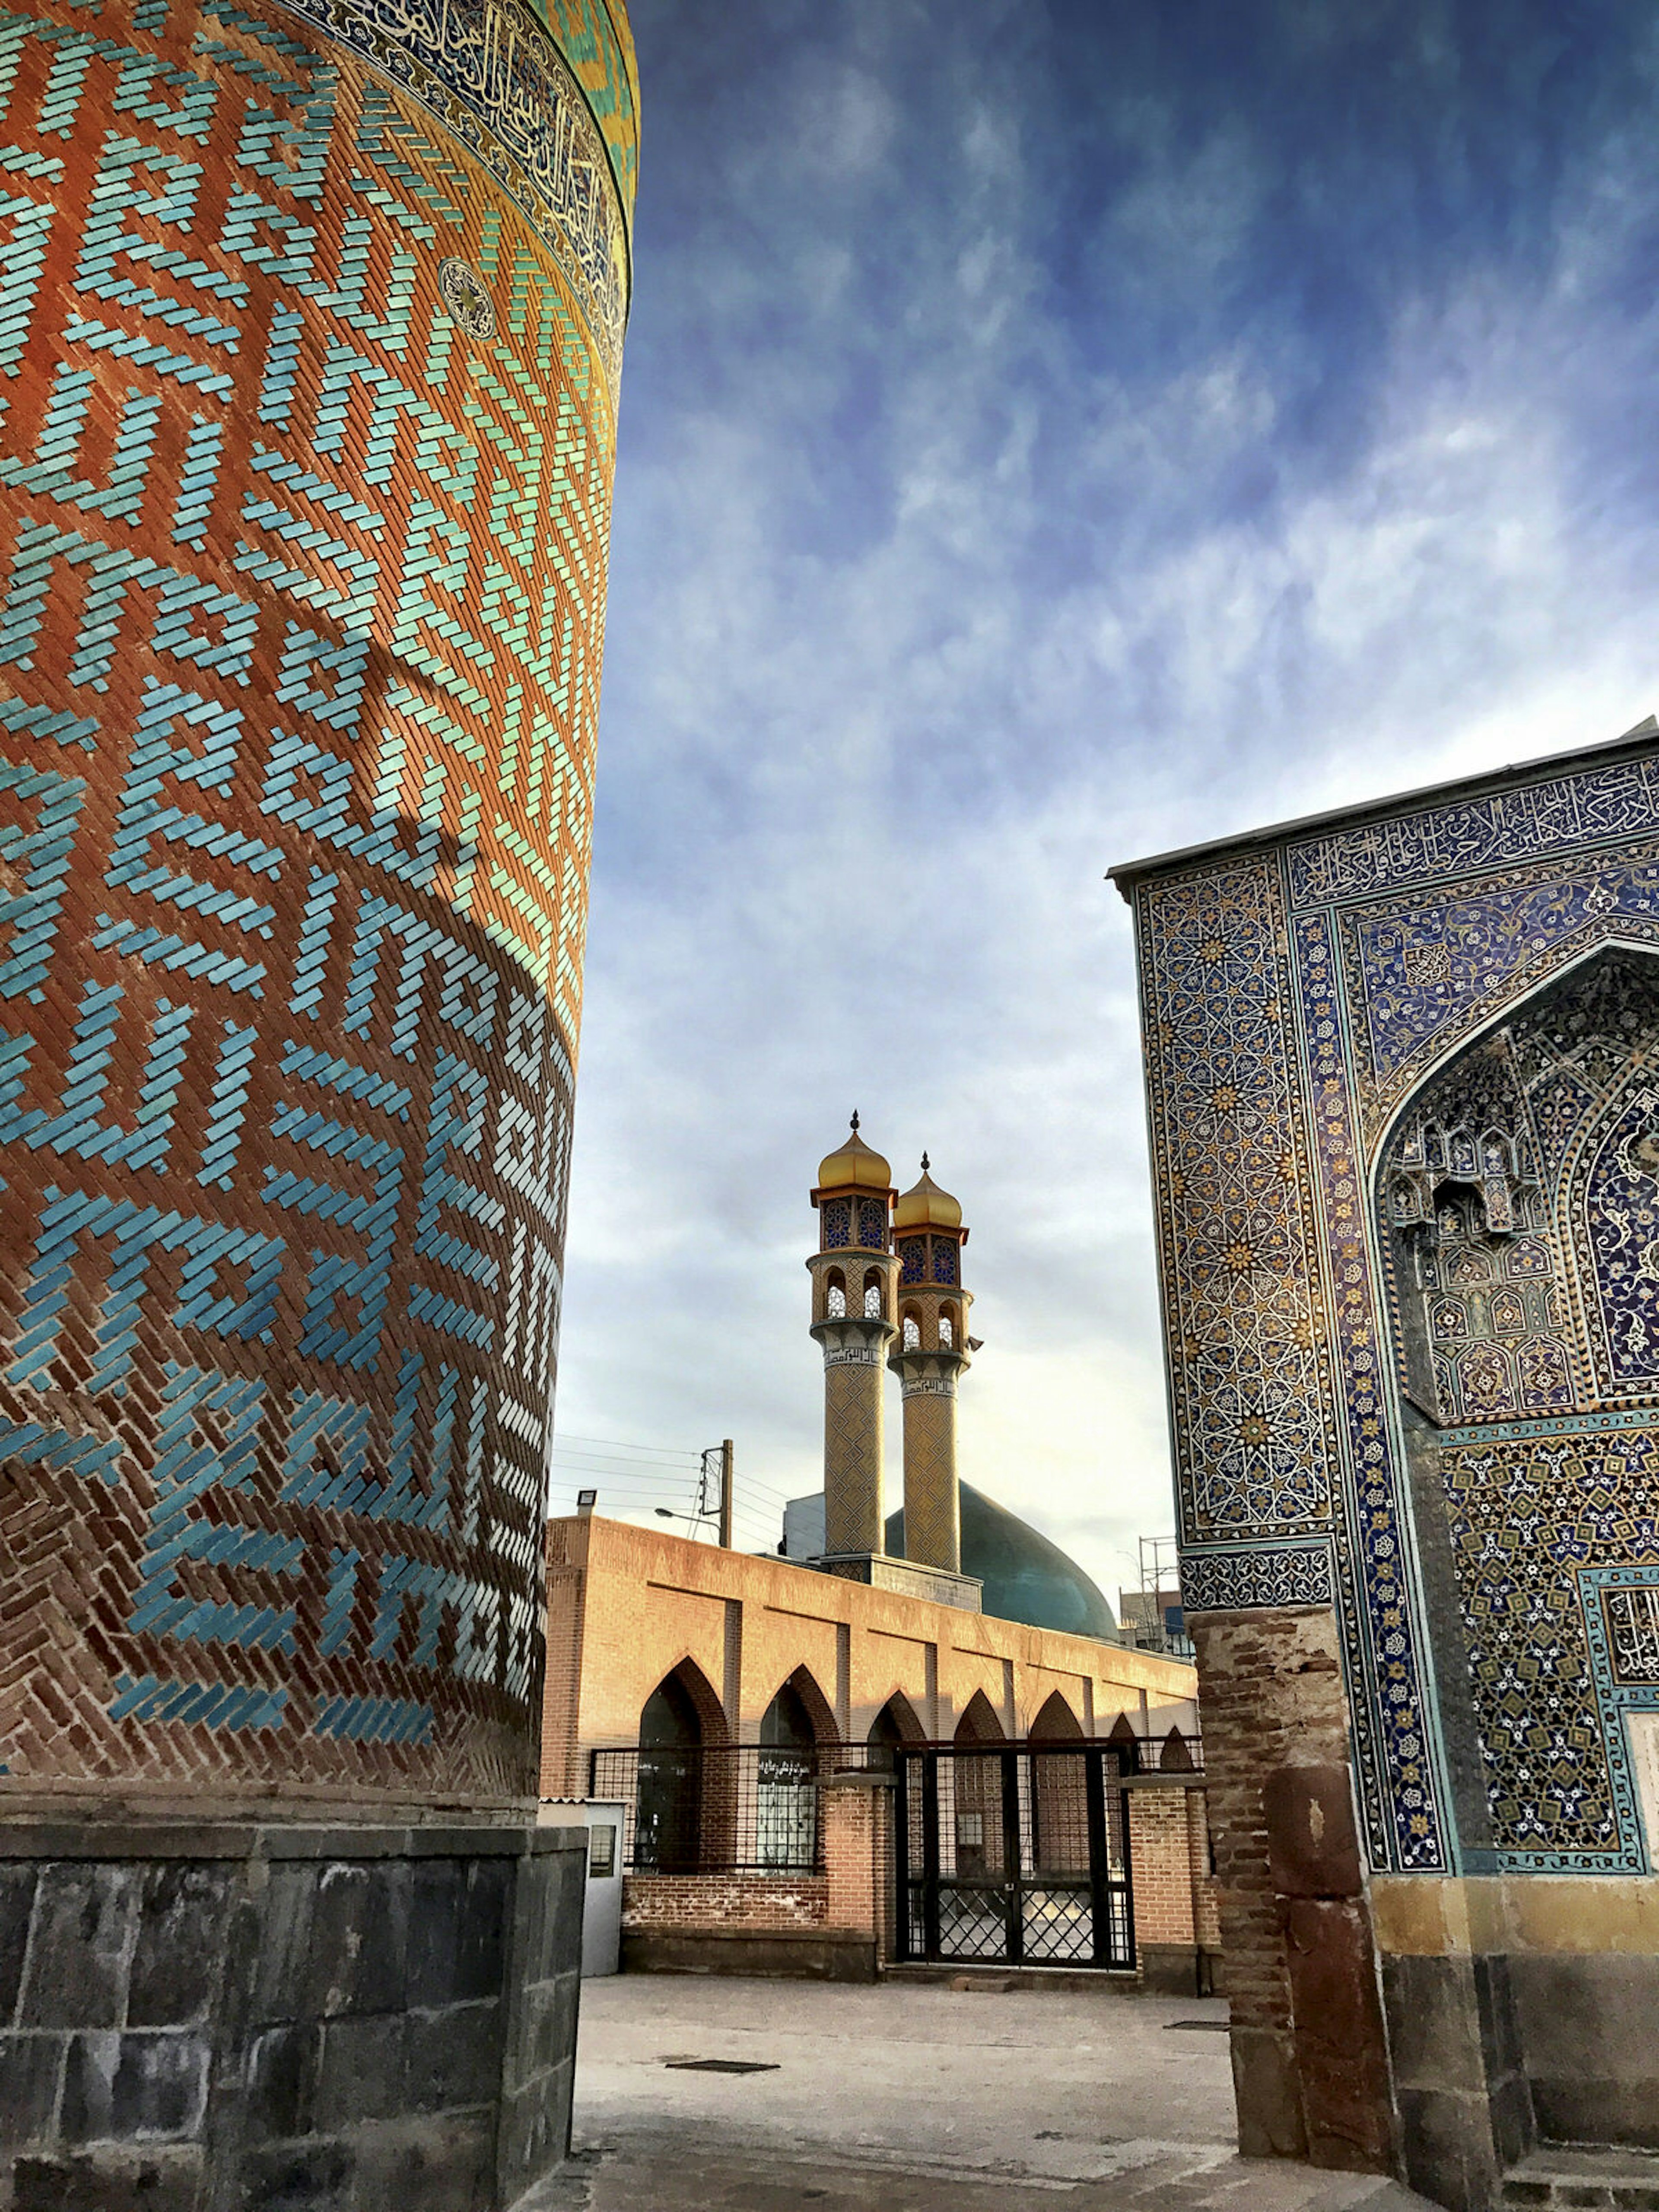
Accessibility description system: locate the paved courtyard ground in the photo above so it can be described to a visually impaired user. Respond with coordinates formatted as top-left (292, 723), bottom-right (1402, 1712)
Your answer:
top-left (520, 1975), bottom-right (1437, 2212)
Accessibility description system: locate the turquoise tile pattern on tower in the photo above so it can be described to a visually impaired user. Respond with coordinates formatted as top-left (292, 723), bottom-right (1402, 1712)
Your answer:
top-left (0, 0), bottom-right (629, 1801)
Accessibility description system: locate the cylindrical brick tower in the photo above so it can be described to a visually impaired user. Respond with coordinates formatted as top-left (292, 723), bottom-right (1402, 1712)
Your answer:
top-left (808, 1116), bottom-right (897, 1559)
top-left (0, 0), bottom-right (636, 2193)
top-left (890, 1158), bottom-right (973, 1573)
top-left (0, 0), bottom-right (636, 1821)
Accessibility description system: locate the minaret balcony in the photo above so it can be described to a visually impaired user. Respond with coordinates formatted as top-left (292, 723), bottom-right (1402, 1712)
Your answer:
top-left (810, 1312), bottom-right (895, 1362)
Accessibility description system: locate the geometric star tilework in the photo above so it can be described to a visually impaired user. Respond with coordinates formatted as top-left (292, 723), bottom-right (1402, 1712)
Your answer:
top-left (1389, 950), bottom-right (1659, 1867)
top-left (1136, 859), bottom-right (1339, 1538)
top-left (0, 0), bottom-right (624, 1800)
top-left (1133, 737), bottom-right (1659, 1872)
top-left (1440, 1426), bottom-right (1659, 1868)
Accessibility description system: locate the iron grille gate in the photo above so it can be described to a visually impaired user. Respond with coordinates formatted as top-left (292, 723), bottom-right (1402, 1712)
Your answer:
top-left (894, 1745), bottom-right (1135, 1970)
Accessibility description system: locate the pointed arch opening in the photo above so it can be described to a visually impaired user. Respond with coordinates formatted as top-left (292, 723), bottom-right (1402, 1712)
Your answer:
top-left (951, 1689), bottom-right (1006, 1878)
top-left (1029, 1691), bottom-right (1086, 1874)
top-left (1030, 1691), bottom-right (1083, 1742)
top-left (1376, 943), bottom-right (1659, 1874)
top-left (636, 1659), bottom-right (727, 1873)
top-left (752, 1667), bottom-right (836, 1869)
top-left (1158, 1724), bottom-right (1195, 1772)
top-left (954, 1688), bottom-right (1004, 1744)
top-left (866, 1691), bottom-right (925, 1773)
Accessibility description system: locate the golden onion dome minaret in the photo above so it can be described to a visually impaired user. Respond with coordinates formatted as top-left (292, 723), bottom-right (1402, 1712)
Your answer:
top-left (893, 1161), bottom-right (964, 1232)
top-left (815, 1117), bottom-right (895, 1197)
top-left (808, 1115), bottom-right (899, 1560)
top-left (889, 1154), bottom-right (975, 1575)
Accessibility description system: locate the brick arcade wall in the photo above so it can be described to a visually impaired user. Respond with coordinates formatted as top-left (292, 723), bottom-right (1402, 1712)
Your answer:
top-left (0, 0), bottom-right (633, 1808)
top-left (1126, 1785), bottom-right (1221, 1974)
top-left (542, 1514), bottom-right (1201, 1759)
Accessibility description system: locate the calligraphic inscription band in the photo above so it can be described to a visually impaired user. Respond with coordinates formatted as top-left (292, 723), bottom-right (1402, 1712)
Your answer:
top-left (0, 0), bottom-right (635, 1803)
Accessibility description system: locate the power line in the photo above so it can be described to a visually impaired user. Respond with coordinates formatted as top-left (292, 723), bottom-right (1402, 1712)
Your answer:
top-left (550, 1433), bottom-right (702, 1461)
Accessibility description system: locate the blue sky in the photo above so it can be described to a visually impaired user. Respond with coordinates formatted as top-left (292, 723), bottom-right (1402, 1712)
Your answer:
top-left (549, 0), bottom-right (1659, 1595)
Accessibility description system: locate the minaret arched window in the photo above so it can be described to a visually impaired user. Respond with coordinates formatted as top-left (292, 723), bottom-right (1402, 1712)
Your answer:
top-left (938, 1308), bottom-right (955, 1349)
top-left (902, 1313), bottom-right (921, 1351)
top-left (824, 1268), bottom-right (846, 1320)
top-left (862, 1268), bottom-right (883, 1320)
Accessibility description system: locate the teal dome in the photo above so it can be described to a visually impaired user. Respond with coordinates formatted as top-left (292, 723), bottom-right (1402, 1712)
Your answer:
top-left (885, 1482), bottom-right (1117, 1640)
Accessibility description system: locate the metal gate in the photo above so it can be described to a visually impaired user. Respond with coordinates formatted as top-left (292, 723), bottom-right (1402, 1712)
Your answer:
top-left (893, 1744), bottom-right (1135, 1969)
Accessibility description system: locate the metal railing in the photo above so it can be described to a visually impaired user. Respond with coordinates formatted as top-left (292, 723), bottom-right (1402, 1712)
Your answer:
top-left (588, 1744), bottom-right (875, 1875)
top-left (587, 1732), bottom-right (1202, 1876)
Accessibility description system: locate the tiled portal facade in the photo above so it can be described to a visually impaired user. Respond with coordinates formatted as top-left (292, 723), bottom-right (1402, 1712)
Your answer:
top-left (1118, 726), bottom-right (1659, 2208)
top-left (0, 0), bottom-right (635, 1811)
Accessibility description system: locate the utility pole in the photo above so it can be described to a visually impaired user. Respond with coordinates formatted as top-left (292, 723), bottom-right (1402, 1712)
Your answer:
top-left (719, 1438), bottom-right (734, 1548)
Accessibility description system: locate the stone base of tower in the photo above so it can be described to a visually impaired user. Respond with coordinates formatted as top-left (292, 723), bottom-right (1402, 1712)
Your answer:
top-left (0, 1815), bottom-right (585, 2211)
top-left (812, 1551), bottom-right (983, 1613)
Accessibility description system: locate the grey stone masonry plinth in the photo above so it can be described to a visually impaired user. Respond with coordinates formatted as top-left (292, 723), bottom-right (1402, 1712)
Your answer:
top-left (0, 1817), bottom-right (585, 2212)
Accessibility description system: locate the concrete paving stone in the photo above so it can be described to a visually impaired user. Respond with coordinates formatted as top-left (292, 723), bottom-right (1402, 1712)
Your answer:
top-left (512, 1976), bottom-right (1444, 2212)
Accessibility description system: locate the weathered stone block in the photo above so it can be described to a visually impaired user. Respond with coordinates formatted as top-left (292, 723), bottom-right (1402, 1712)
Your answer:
top-left (1229, 2023), bottom-right (1307, 2159)
top-left (0, 1866), bottom-right (39, 2022)
top-left (18, 1867), bottom-right (137, 2031)
top-left (248, 1870), bottom-right (315, 2029)
top-left (496, 2072), bottom-right (569, 2202)
top-left (407, 1859), bottom-right (508, 2010)
top-left (0, 2034), bottom-right (65, 2148)
top-left (60, 2031), bottom-right (210, 2144)
top-left (1262, 1767), bottom-right (1362, 1900)
top-left (1395, 2085), bottom-right (1497, 2212)
top-left (353, 2114), bottom-right (496, 2211)
top-left (128, 1866), bottom-right (234, 2029)
top-left (1283, 1898), bottom-right (1391, 2170)
top-left (302, 1866), bottom-right (408, 2021)
top-left (1382, 1952), bottom-right (1485, 2094)
top-left (505, 1973), bottom-right (576, 2088)
top-left (237, 2139), bottom-right (354, 2212)
top-left (11, 2145), bottom-right (203, 2212)
top-left (245, 2025), bottom-right (320, 2141)
top-left (313, 2015), bottom-right (405, 2129)
top-left (405, 2000), bottom-right (500, 2114)
top-left (0, 1824), bottom-right (584, 2209)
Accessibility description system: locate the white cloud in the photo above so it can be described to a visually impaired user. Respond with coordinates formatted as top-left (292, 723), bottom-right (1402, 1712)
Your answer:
top-left (553, 2), bottom-right (1659, 1600)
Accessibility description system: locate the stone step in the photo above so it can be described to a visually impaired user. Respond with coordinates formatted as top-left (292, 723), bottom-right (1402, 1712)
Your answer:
top-left (1501, 2146), bottom-right (1659, 2209)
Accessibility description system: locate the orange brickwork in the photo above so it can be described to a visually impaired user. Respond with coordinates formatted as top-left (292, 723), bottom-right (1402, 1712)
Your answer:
top-left (0, 0), bottom-right (631, 1808)
top-left (1127, 1783), bottom-right (1220, 1955)
top-left (541, 1513), bottom-right (1200, 1771)
top-left (623, 1874), bottom-right (829, 1933)
top-left (541, 1513), bottom-right (1212, 1980)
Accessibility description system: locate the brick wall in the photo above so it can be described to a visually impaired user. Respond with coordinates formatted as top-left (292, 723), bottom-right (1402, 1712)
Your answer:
top-left (622, 1875), bottom-right (828, 1931)
top-left (1195, 1606), bottom-right (1389, 2168)
top-left (1189, 1789), bottom-right (1223, 1950)
top-left (0, 0), bottom-right (633, 1809)
top-left (542, 1513), bottom-right (1201, 1771)
top-left (540, 1526), bottom-right (588, 1800)
top-left (1128, 1788), bottom-right (1201, 1947)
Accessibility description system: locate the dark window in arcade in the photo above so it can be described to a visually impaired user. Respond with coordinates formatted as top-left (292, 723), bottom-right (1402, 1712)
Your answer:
top-left (635, 1672), bottom-right (702, 1872)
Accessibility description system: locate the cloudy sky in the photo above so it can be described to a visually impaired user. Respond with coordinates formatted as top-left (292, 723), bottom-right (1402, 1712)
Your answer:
top-left (548, 0), bottom-right (1659, 1598)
